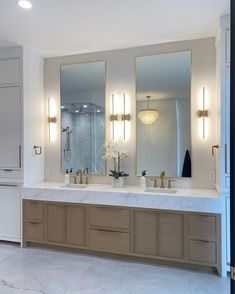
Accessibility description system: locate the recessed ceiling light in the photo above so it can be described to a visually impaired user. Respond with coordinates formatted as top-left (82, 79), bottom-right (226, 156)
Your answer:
top-left (18, 0), bottom-right (32, 9)
top-left (83, 105), bottom-right (88, 108)
top-left (75, 110), bottom-right (79, 113)
top-left (97, 109), bottom-right (101, 113)
top-left (61, 106), bottom-right (65, 109)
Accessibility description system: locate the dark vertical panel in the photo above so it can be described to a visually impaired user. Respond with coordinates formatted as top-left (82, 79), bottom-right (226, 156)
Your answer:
top-left (231, 0), bottom-right (235, 293)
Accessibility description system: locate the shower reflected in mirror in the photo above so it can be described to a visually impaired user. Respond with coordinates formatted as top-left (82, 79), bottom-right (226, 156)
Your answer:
top-left (60, 61), bottom-right (106, 175)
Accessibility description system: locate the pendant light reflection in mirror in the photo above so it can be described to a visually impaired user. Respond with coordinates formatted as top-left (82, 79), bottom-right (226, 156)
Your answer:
top-left (138, 96), bottom-right (159, 125)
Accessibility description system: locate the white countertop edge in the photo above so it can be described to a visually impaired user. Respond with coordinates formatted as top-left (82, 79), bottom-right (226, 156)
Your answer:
top-left (21, 182), bottom-right (223, 214)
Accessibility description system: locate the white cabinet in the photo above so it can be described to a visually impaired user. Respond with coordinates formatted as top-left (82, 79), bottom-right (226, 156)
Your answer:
top-left (0, 185), bottom-right (21, 242)
top-left (0, 58), bottom-right (20, 86)
top-left (0, 57), bottom-right (22, 170)
top-left (0, 47), bottom-right (44, 244)
top-left (0, 86), bottom-right (21, 168)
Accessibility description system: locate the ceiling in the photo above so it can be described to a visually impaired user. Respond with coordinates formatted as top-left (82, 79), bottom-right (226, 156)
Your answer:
top-left (0, 0), bottom-right (230, 57)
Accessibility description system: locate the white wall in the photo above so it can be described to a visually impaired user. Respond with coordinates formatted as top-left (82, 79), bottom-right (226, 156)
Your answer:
top-left (23, 49), bottom-right (44, 184)
top-left (44, 38), bottom-right (216, 189)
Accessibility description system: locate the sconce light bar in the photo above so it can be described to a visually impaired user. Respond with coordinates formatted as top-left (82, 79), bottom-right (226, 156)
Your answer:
top-left (110, 93), bottom-right (131, 141)
top-left (122, 93), bottom-right (130, 140)
top-left (48, 98), bottom-right (57, 142)
top-left (198, 86), bottom-right (208, 140)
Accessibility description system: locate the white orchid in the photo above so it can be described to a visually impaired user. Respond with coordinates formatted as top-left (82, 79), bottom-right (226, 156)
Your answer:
top-left (103, 142), bottom-right (129, 179)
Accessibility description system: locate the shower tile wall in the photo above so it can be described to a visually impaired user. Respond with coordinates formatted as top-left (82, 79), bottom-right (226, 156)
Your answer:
top-left (61, 110), bottom-right (73, 171)
top-left (61, 108), bottom-right (105, 174)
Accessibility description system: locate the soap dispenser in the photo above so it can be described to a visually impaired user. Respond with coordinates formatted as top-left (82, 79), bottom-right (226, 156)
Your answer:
top-left (64, 169), bottom-right (70, 185)
top-left (140, 170), bottom-right (147, 188)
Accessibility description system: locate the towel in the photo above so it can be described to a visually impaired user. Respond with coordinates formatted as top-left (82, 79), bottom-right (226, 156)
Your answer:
top-left (182, 149), bottom-right (191, 177)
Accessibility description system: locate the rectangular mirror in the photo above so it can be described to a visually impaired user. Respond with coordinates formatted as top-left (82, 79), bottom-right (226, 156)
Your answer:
top-left (136, 51), bottom-right (191, 177)
top-left (60, 61), bottom-right (105, 175)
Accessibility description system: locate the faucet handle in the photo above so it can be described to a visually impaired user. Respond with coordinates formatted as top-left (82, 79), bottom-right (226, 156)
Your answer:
top-left (85, 176), bottom-right (91, 185)
top-left (167, 179), bottom-right (176, 189)
top-left (150, 178), bottom-right (158, 188)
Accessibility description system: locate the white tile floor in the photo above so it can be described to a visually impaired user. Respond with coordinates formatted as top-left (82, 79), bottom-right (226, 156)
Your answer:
top-left (0, 242), bottom-right (230, 294)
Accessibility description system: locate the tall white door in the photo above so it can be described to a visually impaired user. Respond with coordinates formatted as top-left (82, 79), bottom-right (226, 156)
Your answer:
top-left (0, 185), bottom-right (21, 242)
top-left (0, 86), bottom-right (21, 168)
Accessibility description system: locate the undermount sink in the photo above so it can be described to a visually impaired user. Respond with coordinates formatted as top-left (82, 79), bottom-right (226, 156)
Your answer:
top-left (144, 187), bottom-right (177, 194)
top-left (63, 183), bottom-right (88, 189)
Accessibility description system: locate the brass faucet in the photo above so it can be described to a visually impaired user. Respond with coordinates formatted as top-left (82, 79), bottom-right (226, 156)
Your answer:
top-left (150, 178), bottom-right (158, 188)
top-left (160, 171), bottom-right (165, 188)
top-left (76, 170), bottom-right (83, 184)
top-left (70, 174), bottom-right (77, 184)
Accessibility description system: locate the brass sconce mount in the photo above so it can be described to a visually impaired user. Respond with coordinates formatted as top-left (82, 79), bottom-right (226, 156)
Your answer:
top-left (198, 110), bottom-right (208, 118)
top-left (48, 116), bottom-right (57, 123)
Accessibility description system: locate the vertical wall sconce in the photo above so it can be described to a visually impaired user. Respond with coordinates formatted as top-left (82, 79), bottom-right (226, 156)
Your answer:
top-left (198, 86), bottom-right (208, 140)
top-left (110, 93), bottom-right (130, 141)
top-left (110, 94), bottom-right (119, 141)
top-left (121, 93), bottom-right (130, 140)
top-left (48, 98), bottom-right (57, 142)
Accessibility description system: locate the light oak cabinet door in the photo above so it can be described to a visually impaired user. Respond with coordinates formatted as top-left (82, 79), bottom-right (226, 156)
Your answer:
top-left (89, 207), bottom-right (130, 229)
top-left (188, 240), bottom-right (216, 264)
top-left (134, 211), bottom-right (157, 256)
top-left (158, 213), bottom-right (183, 259)
top-left (25, 201), bottom-right (44, 221)
top-left (25, 222), bottom-right (44, 242)
top-left (188, 215), bottom-right (216, 239)
top-left (46, 204), bottom-right (66, 243)
top-left (66, 206), bottom-right (85, 246)
top-left (89, 229), bottom-right (130, 253)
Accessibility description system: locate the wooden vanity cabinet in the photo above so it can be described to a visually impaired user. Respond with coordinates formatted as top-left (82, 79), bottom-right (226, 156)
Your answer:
top-left (66, 206), bottom-right (86, 246)
top-left (88, 206), bottom-right (131, 253)
top-left (134, 210), bottom-right (184, 260)
top-left (24, 201), bottom-right (86, 247)
top-left (24, 201), bottom-right (45, 242)
top-left (134, 210), bottom-right (158, 256)
top-left (185, 213), bottom-right (220, 267)
top-left (158, 213), bottom-right (183, 259)
top-left (23, 200), bottom-right (221, 274)
top-left (46, 204), bottom-right (66, 243)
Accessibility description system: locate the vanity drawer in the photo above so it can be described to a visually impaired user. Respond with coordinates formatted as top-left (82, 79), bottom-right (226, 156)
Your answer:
top-left (25, 201), bottom-right (44, 221)
top-left (188, 240), bottom-right (216, 264)
top-left (188, 215), bottom-right (216, 239)
top-left (25, 222), bottom-right (44, 242)
top-left (89, 207), bottom-right (130, 229)
top-left (89, 229), bottom-right (130, 253)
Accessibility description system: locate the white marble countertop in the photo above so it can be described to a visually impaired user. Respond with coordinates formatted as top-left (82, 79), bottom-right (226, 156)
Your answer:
top-left (21, 182), bottom-right (223, 214)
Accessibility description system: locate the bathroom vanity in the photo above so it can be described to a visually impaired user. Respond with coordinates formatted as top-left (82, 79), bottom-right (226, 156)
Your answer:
top-left (22, 183), bottom-right (222, 275)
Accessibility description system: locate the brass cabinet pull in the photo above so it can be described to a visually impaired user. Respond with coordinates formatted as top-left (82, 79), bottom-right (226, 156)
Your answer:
top-left (196, 240), bottom-right (210, 243)
top-left (95, 228), bottom-right (123, 234)
top-left (0, 184), bottom-right (17, 187)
